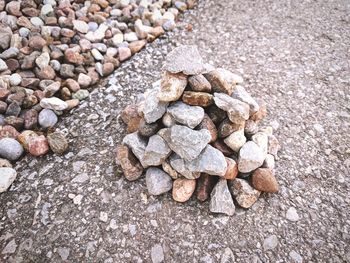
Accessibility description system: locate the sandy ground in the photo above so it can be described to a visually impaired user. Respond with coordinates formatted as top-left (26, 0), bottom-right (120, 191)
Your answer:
top-left (1, 0), bottom-right (350, 262)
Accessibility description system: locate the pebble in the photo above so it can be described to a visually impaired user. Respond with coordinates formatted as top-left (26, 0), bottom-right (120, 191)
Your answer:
top-left (223, 157), bottom-right (238, 180)
top-left (188, 74), bottom-right (212, 92)
top-left (182, 91), bottom-right (214, 107)
top-left (72, 90), bottom-right (90, 101)
top-left (289, 250), bottom-right (303, 263)
top-left (146, 167), bottom-right (172, 196)
top-left (122, 132), bottom-right (147, 167)
top-left (263, 235), bottom-right (278, 250)
top-left (172, 178), bottom-right (196, 202)
top-left (286, 207), bottom-right (300, 222)
top-left (38, 109), bottom-right (58, 129)
top-left (209, 179), bottom-right (235, 216)
top-left (0, 138), bottom-right (24, 161)
top-left (142, 85), bottom-right (169, 124)
top-left (231, 178), bottom-right (260, 208)
top-left (40, 97), bottom-right (68, 111)
top-left (0, 167), bottom-right (17, 193)
top-left (28, 135), bottom-right (49, 156)
top-left (151, 244), bottom-right (164, 263)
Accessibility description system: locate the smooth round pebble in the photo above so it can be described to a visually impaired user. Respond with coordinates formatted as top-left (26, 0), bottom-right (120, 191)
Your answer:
top-left (38, 109), bottom-right (58, 129)
top-left (0, 138), bottom-right (24, 161)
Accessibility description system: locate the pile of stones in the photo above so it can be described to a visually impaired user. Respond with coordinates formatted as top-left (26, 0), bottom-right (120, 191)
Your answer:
top-left (117, 45), bottom-right (281, 215)
top-left (0, 0), bottom-right (195, 193)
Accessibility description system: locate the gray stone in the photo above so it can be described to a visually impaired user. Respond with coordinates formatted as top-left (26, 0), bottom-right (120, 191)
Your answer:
top-left (0, 167), bottom-right (17, 193)
top-left (138, 119), bottom-right (159, 137)
top-left (209, 179), bottom-right (235, 216)
top-left (289, 250), bottom-right (303, 263)
top-left (141, 85), bottom-right (169, 124)
top-left (213, 93), bottom-right (250, 124)
top-left (187, 145), bottom-right (227, 176)
top-left (157, 72), bottom-right (187, 102)
top-left (0, 26), bottom-right (12, 50)
top-left (263, 235), bottom-right (278, 250)
top-left (167, 102), bottom-right (204, 128)
top-left (0, 138), bottom-right (24, 161)
top-left (142, 135), bottom-right (171, 167)
top-left (40, 98), bottom-right (68, 111)
top-left (232, 85), bottom-right (259, 115)
top-left (38, 109), bottom-right (58, 129)
top-left (163, 45), bottom-right (208, 75)
top-left (73, 20), bottom-right (89, 33)
top-left (231, 178), bottom-right (261, 208)
top-left (160, 125), bottom-right (211, 161)
top-left (252, 132), bottom-right (268, 156)
top-left (238, 141), bottom-right (265, 173)
top-left (122, 132), bottom-right (147, 166)
top-left (35, 52), bottom-right (50, 70)
top-left (0, 47), bottom-right (19, 59)
top-left (263, 154), bottom-right (275, 169)
top-left (151, 243), bottom-right (164, 263)
top-left (169, 153), bottom-right (200, 179)
top-left (146, 167), bottom-right (172, 196)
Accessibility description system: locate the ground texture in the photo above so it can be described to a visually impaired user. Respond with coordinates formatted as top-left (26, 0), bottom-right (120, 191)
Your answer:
top-left (1, 0), bottom-right (350, 262)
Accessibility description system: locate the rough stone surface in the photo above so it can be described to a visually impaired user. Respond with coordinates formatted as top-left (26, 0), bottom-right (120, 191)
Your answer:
top-left (232, 85), bottom-right (259, 115)
top-left (122, 132), bottom-right (147, 166)
top-left (0, 167), bottom-right (17, 193)
top-left (164, 45), bottom-right (208, 75)
top-left (188, 74), bottom-right (212, 92)
top-left (142, 85), bottom-right (168, 124)
top-left (224, 129), bottom-right (246, 152)
top-left (205, 68), bottom-right (243, 95)
top-left (157, 72), bottom-right (187, 102)
top-left (209, 179), bottom-right (235, 216)
top-left (196, 173), bottom-right (219, 202)
top-left (182, 91), bottom-right (213, 107)
top-left (47, 131), bottom-right (68, 155)
top-left (146, 167), bottom-right (172, 196)
top-left (187, 145), bottom-right (227, 176)
top-left (161, 125), bottom-right (211, 161)
top-left (142, 135), bottom-right (171, 167)
top-left (231, 178), bottom-right (261, 208)
top-left (169, 153), bottom-right (200, 180)
top-left (238, 141), bottom-right (265, 173)
top-left (167, 102), bottom-right (204, 129)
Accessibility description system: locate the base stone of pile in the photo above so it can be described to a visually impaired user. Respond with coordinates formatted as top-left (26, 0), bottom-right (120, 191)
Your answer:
top-left (209, 179), bottom-right (235, 216)
top-left (116, 45), bottom-right (280, 217)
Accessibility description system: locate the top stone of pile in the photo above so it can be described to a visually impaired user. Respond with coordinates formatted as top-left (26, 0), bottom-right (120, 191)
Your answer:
top-left (163, 45), bottom-right (210, 75)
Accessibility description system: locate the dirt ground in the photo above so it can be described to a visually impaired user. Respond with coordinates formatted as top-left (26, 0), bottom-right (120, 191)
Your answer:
top-left (1, 0), bottom-right (350, 262)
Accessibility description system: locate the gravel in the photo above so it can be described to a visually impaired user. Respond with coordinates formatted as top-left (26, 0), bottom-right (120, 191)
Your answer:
top-left (0, 0), bottom-right (349, 262)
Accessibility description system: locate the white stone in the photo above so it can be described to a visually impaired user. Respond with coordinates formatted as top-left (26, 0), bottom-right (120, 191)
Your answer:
top-left (0, 167), bottom-right (17, 193)
top-left (263, 235), bottom-right (278, 250)
top-left (40, 97), bottom-right (68, 111)
top-left (286, 207), bottom-right (300, 222)
top-left (224, 129), bottom-right (246, 152)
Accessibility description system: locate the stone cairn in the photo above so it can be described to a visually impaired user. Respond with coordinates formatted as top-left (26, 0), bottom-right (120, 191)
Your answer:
top-left (117, 45), bottom-right (281, 216)
top-left (0, 0), bottom-right (195, 193)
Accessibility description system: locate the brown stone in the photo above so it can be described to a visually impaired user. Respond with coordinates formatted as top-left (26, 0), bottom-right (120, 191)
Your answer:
top-left (102, 62), bottom-right (114, 76)
top-left (65, 99), bottom-right (80, 110)
top-left (204, 68), bottom-right (242, 95)
top-left (196, 114), bottom-right (217, 143)
top-left (116, 145), bottom-right (143, 181)
top-left (0, 125), bottom-right (19, 139)
top-left (60, 28), bottom-right (75, 38)
top-left (0, 101), bottom-right (7, 113)
top-left (182, 91), bottom-right (213, 107)
top-left (60, 87), bottom-right (71, 101)
top-left (65, 79), bottom-right (80, 92)
top-left (6, 58), bottom-right (20, 71)
top-left (188, 74), bottom-right (212, 93)
top-left (6, 1), bottom-right (22, 16)
top-left (162, 160), bottom-right (179, 179)
top-left (129, 40), bottom-right (147, 54)
top-left (17, 16), bottom-right (33, 29)
top-left (17, 130), bottom-right (37, 151)
top-left (22, 7), bottom-right (39, 17)
top-left (252, 168), bottom-right (279, 193)
top-left (47, 131), bottom-right (68, 154)
top-left (172, 178), bottom-right (196, 203)
top-left (224, 158), bottom-right (238, 180)
top-left (218, 119), bottom-right (245, 138)
top-left (211, 140), bottom-right (234, 157)
top-left (196, 174), bottom-right (219, 202)
top-left (20, 78), bottom-right (40, 88)
top-left (120, 104), bottom-right (142, 133)
top-left (268, 135), bottom-right (280, 159)
top-left (28, 36), bottom-right (46, 50)
top-left (28, 135), bottom-right (49, 156)
top-left (35, 66), bottom-right (55, 80)
top-left (244, 120), bottom-right (259, 137)
top-left (149, 26), bottom-right (164, 38)
top-left (118, 47), bottom-right (131, 62)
